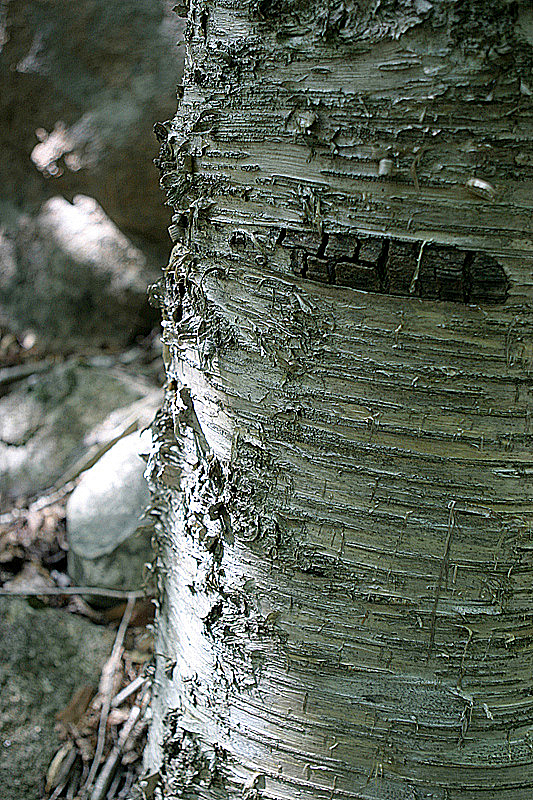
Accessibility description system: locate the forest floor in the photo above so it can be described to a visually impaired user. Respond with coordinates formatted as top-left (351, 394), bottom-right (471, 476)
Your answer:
top-left (0, 327), bottom-right (160, 800)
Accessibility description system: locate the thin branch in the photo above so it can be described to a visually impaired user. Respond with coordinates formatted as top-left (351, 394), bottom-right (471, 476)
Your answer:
top-left (90, 703), bottom-right (143, 800)
top-left (0, 359), bottom-right (53, 389)
top-left (111, 675), bottom-right (148, 708)
top-left (81, 594), bottom-right (136, 798)
top-left (106, 769), bottom-right (123, 800)
top-left (0, 586), bottom-right (149, 599)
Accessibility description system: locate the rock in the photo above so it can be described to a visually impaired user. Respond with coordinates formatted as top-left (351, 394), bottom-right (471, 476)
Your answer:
top-left (67, 430), bottom-right (154, 593)
top-left (0, 0), bottom-right (183, 242)
top-left (0, 0), bottom-right (184, 353)
top-left (0, 196), bottom-right (159, 352)
top-left (0, 360), bottom-right (154, 507)
top-left (0, 599), bottom-right (114, 800)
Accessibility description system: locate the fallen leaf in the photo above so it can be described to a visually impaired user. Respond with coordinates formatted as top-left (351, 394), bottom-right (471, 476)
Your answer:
top-left (57, 684), bottom-right (95, 725)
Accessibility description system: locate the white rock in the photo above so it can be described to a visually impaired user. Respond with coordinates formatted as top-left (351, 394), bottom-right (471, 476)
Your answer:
top-left (67, 430), bottom-right (154, 593)
top-left (0, 362), bottom-right (153, 507)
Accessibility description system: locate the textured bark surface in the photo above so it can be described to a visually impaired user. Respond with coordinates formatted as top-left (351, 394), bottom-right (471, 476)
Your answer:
top-left (146, 1), bottom-right (533, 797)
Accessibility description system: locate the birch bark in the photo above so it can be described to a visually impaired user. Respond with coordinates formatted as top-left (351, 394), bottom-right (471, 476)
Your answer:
top-left (145, 1), bottom-right (533, 797)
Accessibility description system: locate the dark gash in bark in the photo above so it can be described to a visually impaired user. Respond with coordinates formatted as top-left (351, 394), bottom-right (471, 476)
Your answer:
top-left (145, 1), bottom-right (533, 797)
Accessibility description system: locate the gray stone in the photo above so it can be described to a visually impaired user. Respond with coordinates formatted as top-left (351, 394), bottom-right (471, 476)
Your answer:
top-left (0, 0), bottom-right (184, 353)
top-left (0, 599), bottom-right (114, 800)
top-left (0, 196), bottom-right (159, 352)
top-left (0, 0), bottom-right (183, 243)
top-left (67, 430), bottom-right (154, 592)
top-left (0, 360), bottom-right (153, 507)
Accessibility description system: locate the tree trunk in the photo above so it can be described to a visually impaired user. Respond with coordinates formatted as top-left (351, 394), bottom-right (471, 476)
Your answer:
top-left (145, 1), bottom-right (533, 797)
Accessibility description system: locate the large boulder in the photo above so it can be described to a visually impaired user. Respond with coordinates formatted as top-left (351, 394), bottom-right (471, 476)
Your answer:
top-left (0, 360), bottom-right (155, 507)
top-left (0, 196), bottom-right (159, 351)
top-left (67, 430), bottom-right (154, 593)
top-left (0, 0), bottom-right (183, 242)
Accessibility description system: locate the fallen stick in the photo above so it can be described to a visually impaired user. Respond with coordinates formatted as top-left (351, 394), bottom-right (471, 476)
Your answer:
top-left (111, 675), bottom-right (148, 708)
top-left (90, 703), bottom-right (141, 800)
top-left (106, 769), bottom-right (123, 799)
top-left (0, 586), bottom-right (148, 599)
top-left (0, 359), bottom-right (52, 389)
top-left (81, 594), bottom-right (136, 798)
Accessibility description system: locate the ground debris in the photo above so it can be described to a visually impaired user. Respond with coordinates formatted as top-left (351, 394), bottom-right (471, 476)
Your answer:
top-left (0, 493), bottom-right (68, 599)
top-left (44, 614), bottom-right (154, 800)
top-left (0, 482), bottom-right (154, 800)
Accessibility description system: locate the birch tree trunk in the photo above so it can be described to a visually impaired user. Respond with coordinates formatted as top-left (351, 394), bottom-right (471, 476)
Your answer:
top-left (145, 1), bottom-right (533, 797)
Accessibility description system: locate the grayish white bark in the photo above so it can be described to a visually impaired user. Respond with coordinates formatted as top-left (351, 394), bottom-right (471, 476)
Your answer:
top-left (146, 1), bottom-right (533, 797)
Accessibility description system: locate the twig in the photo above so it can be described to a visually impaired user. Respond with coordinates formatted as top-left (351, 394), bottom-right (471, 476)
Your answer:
top-left (0, 359), bottom-right (52, 389)
top-left (90, 703), bottom-right (142, 800)
top-left (66, 760), bottom-right (82, 800)
top-left (81, 594), bottom-right (136, 798)
top-left (111, 675), bottom-right (148, 708)
top-left (0, 387), bottom-right (156, 525)
top-left (0, 586), bottom-right (148, 599)
top-left (67, 595), bottom-right (106, 623)
top-left (58, 422), bottom-right (138, 487)
top-left (106, 769), bottom-right (123, 799)
top-left (117, 768), bottom-right (137, 800)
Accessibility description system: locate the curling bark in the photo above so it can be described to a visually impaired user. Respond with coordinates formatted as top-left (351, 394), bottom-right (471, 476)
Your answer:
top-left (145, 1), bottom-right (533, 797)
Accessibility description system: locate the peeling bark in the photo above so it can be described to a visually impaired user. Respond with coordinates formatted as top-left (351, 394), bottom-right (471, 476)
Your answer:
top-left (146, 1), bottom-right (533, 797)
